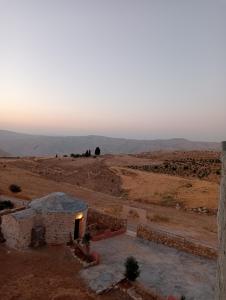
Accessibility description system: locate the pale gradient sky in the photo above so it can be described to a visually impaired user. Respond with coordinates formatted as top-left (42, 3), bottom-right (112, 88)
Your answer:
top-left (0, 0), bottom-right (226, 141)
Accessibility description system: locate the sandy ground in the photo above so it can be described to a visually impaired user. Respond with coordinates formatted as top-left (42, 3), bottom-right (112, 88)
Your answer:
top-left (0, 152), bottom-right (220, 299)
top-left (0, 244), bottom-right (131, 300)
top-left (90, 234), bottom-right (216, 300)
top-left (0, 155), bottom-right (218, 247)
top-left (112, 167), bottom-right (219, 209)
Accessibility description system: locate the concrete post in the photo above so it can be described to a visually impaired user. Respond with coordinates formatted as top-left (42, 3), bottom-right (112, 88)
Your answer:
top-left (216, 141), bottom-right (226, 299)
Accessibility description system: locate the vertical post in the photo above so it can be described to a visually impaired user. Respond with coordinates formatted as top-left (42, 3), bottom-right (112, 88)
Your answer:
top-left (216, 142), bottom-right (226, 299)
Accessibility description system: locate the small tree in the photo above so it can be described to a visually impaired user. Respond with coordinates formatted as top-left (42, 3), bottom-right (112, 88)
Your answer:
top-left (124, 256), bottom-right (140, 281)
top-left (9, 184), bottom-right (21, 193)
top-left (95, 147), bottom-right (101, 156)
top-left (82, 232), bottom-right (91, 255)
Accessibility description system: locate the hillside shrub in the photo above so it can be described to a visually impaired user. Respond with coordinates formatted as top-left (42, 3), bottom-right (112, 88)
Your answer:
top-left (0, 200), bottom-right (14, 211)
top-left (9, 184), bottom-right (22, 193)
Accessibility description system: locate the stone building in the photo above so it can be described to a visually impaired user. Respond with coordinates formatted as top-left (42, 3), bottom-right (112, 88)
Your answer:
top-left (1, 192), bottom-right (88, 249)
top-left (216, 141), bottom-right (226, 299)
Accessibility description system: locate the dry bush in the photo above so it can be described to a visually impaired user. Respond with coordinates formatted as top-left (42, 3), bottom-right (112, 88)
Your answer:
top-left (147, 213), bottom-right (170, 223)
top-left (128, 209), bottom-right (140, 219)
top-left (160, 194), bottom-right (178, 207)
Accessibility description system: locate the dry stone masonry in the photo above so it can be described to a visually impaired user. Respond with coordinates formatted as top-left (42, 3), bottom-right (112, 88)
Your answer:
top-left (1, 192), bottom-right (88, 249)
top-left (137, 224), bottom-right (217, 259)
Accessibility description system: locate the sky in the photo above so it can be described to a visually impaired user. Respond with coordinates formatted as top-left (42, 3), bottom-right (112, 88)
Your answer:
top-left (0, 0), bottom-right (226, 141)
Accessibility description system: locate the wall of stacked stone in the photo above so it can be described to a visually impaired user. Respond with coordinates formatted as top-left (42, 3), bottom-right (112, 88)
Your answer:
top-left (137, 224), bottom-right (217, 259)
top-left (2, 208), bottom-right (87, 249)
top-left (42, 210), bottom-right (87, 245)
top-left (87, 208), bottom-right (127, 232)
top-left (1, 209), bottom-right (36, 249)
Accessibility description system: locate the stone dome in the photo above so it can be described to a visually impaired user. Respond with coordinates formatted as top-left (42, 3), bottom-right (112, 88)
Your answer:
top-left (29, 192), bottom-right (87, 213)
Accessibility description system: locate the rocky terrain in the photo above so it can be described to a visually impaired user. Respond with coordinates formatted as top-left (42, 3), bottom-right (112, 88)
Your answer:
top-left (128, 151), bottom-right (221, 183)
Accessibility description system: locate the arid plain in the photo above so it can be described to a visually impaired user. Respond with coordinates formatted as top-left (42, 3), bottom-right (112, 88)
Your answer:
top-left (0, 150), bottom-right (220, 299)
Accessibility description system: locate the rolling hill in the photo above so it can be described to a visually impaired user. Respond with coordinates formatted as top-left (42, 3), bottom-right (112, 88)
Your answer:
top-left (0, 130), bottom-right (220, 156)
top-left (0, 147), bottom-right (11, 157)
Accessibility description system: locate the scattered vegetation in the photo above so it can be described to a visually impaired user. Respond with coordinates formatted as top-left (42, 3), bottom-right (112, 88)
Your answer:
top-left (128, 156), bottom-right (221, 183)
top-left (161, 194), bottom-right (178, 207)
top-left (82, 232), bottom-right (91, 255)
top-left (95, 147), bottom-right (101, 156)
top-left (82, 232), bottom-right (91, 245)
top-left (0, 200), bottom-right (14, 211)
top-left (124, 256), bottom-right (140, 281)
top-left (70, 149), bottom-right (92, 158)
top-left (147, 213), bottom-right (170, 223)
top-left (128, 209), bottom-right (140, 219)
top-left (9, 184), bottom-right (22, 193)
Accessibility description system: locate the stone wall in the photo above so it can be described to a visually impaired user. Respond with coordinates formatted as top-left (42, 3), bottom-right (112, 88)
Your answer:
top-left (43, 210), bottom-right (87, 245)
top-left (2, 208), bottom-right (87, 249)
top-left (216, 142), bottom-right (226, 299)
top-left (87, 208), bottom-right (127, 232)
top-left (137, 224), bottom-right (217, 259)
top-left (1, 208), bottom-right (36, 249)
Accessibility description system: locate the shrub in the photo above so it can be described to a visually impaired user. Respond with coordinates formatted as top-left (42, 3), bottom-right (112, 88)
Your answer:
top-left (82, 232), bottom-right (91, 245)
top-left (9, 184), bottom-right (21, 193)
top-left (70, 153), bottom-right (81, 158)
top-left (82, 232), bottom-right (91, 255)
top-left (95, 147), bottom-right (101, 156)
top-left (216, 169), bottom-right (221, 175)
top-left (124, 256), bottom-right (140, 281)
top-left (0, 200), bottom-right (14, 211)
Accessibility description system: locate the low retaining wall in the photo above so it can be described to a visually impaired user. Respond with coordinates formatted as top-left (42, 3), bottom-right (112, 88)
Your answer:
top-left (137, 224), bottom-right (217, 259)
top-left (87, 208), bottom-right (127, 232)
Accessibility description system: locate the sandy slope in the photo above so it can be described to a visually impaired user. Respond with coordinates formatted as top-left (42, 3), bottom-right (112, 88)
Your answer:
top-left (112, 167), bottom-right (219, 209)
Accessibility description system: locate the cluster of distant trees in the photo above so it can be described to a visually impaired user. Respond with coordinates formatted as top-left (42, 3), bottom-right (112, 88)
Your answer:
top-left (69, 147), bottom-right (101, 159)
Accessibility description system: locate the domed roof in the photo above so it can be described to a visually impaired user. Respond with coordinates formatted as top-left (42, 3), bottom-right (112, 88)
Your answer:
top-left (29, 192), bottom-right (87, 213)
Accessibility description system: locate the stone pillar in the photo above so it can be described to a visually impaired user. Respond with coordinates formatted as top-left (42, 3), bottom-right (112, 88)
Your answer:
top-left (216, 141), bottom-right (226, 299)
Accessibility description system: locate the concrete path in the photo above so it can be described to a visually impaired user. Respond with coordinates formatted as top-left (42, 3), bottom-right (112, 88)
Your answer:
top-left (86, 234), bottom-right (216, 299)
top-left (80, 264), bottom-right (124, 294)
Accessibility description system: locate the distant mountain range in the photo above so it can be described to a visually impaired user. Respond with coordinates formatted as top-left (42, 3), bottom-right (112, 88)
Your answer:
top-left (0, 130), bottom-right (221, 156)
top-left (0, 147), bottom-right (10, 157)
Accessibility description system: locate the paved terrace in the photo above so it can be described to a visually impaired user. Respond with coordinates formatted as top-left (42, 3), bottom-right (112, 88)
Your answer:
top-left (81, 234), bottom-right (216, 299)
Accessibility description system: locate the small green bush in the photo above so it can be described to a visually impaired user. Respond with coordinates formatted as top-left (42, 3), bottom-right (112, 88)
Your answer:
top-left (124, 256), bottom-right (140, 281)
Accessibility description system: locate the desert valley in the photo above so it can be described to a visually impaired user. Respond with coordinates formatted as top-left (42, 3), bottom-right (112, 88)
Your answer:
top-left (1, 1), bottom-right (225, 299)
top-left (0, 140), bottom-right (222, 300)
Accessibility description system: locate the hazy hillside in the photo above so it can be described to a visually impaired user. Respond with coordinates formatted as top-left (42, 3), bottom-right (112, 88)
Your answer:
top-left (0, 130), bottom-right (220, 156)
top-left (0, 147), bottom-right (11, 157)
